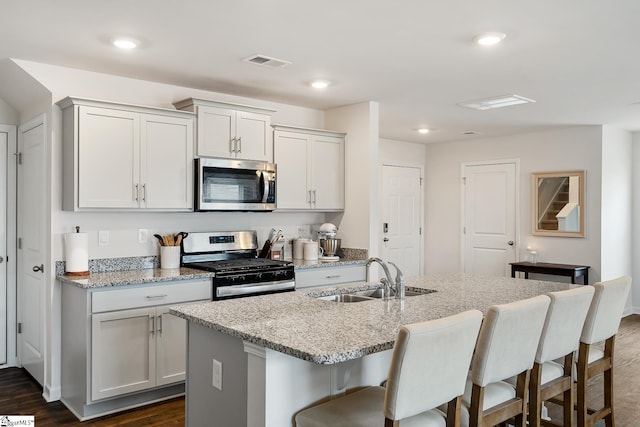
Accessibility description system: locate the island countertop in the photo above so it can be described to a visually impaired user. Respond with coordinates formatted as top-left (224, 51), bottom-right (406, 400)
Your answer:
top-left (170, 272), bottom-right (572, 364)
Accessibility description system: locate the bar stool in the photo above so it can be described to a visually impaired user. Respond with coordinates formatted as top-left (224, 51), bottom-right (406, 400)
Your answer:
top-left (462, 295), bottom-right (550, 427)
top-left (294, 309), bottom-right (483, 427)
top-left (576, 276), bottom-right (631, 427)
top-left (527, 286), bottom-right (594, 427)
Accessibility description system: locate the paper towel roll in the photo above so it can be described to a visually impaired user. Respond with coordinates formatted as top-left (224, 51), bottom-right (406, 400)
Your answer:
top-left (65, 232), bottom-right (89, 275)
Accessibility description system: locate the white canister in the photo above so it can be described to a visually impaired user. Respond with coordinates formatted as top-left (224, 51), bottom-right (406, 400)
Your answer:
top-left (303, 241), bottom-right (324, 261)
top-left (160, 246), bottom-right (181, 269)
top-left (293, 238), bottom-right (310, 259)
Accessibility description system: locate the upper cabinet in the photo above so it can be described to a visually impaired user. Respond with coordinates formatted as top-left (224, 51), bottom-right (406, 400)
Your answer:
top-left (273, 125), bottom-right (345, 211)
top-left (173, 98), bottom-right (275, 162)
top-left (58, 97), bottom-right (195, 211)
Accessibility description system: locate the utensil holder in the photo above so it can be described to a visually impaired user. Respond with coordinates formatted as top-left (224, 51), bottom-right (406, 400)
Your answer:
top-left (160, 246), bottom-right (181, 269)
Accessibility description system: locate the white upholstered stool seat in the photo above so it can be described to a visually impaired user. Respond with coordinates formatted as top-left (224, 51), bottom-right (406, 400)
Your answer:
top-left (527, 286), bottom-right (595, 427)
top-left (295, 309), bottom-right (483, 427)
top-left (576, 276), bottom-right (631, 427)
top-left (295, 386), bottom-right (448, 427)
top-left (461, 295), bottom-right (550, 427)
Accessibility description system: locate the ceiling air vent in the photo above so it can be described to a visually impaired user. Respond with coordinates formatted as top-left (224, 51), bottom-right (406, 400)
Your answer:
top-left (458, 94), bottom-right (535, 111)
top-left (243, 55), bottom-right (291, 68)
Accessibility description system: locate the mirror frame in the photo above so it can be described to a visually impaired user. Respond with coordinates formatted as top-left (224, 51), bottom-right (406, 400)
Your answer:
top-left (532, 171), bottom-right (585, 237)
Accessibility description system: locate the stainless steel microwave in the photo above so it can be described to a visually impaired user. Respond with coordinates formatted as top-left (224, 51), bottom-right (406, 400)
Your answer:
top-left (195, 158), bottom-right (276, 211)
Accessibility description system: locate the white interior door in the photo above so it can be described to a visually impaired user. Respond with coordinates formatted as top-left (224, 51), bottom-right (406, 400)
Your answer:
top-left (17, 116), bottom-right (46, 385)
top-left (0, 130), bottom-right (7, 365)
top-left (463, 161), bottom-right (518, 277)
top-left (381, 165), bottom-right (423, 277)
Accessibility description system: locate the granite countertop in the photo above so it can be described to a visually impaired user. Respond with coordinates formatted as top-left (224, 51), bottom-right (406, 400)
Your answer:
top-left (290, 257), bottom-right (367, 270)
top-left (170, 272), bottom-right (572, 365)
top-left (57, 267), bottom-right (215, 289)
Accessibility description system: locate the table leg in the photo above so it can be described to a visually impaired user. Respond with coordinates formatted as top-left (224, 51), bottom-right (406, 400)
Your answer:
top-left (524, 272), bottom-right (529, 279)
top-left (511, 266), bottom-right (516, 278)
top-left (571, 274), bottom-right (576, 284)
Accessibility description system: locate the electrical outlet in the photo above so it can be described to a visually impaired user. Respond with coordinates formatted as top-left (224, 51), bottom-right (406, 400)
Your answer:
top-left (138, 229), bottom-right (148, 244)
top-left (212, 359), bottom-right (222, 390)
top-left (98, 230), bottom-right (109, 246)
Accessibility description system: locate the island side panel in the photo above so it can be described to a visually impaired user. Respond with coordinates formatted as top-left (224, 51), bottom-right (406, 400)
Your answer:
top-left (186, 323), bottom-right (248, 427)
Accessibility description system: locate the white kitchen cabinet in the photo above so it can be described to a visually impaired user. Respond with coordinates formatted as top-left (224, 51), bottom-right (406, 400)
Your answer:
top-left (174, 98), bottom-right (275, 162)
top-left (91, 305), bottom-right (187, 400)
top-left (58, 97), bottom-right (194, 211)
top-left (295, 264), bottom-right (366, 289)
top-left (273, 125), bottom-right (345, 211)
top-left (61, 278), bottom-right (212, 420)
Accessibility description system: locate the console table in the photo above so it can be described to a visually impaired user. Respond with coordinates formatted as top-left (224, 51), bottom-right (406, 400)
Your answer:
top-left (509, 262), bottom-right (590, 285)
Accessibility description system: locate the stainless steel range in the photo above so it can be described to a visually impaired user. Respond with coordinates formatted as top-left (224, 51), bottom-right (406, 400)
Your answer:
top-left (182, 230), bottom-right (295, 300)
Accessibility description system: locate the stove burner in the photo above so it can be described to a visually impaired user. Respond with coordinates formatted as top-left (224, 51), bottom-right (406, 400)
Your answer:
top-left (185, 258), bottom-right (291, 273)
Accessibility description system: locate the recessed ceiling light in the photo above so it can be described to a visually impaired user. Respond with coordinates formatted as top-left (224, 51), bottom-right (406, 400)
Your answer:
top-left (112, 38), bottom-right (139, 49)
top-left (418, 128), bottom-right (430, 134)
top-left (458, 94), bottom-right (535, 111)
top-left (473, 32), bottom-right (506, 46)
top-left (311, 80), bottom-right (330, 89)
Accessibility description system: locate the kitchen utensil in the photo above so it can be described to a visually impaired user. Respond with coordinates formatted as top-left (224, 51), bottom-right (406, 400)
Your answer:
top-left (154, 234), bottom-right (164, 246)
top-left (160, 246), bottom-right (181, 269)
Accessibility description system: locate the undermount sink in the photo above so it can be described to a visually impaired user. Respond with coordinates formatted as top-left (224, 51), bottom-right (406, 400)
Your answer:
top-left (316, 294), bottom-right (373, 303)
top-left (314, 287), bottom-right (436, 303)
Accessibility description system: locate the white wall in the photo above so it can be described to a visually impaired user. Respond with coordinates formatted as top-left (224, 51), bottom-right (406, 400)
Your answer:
top-left (325, 102), bottom-right (379, 252)
top-left (601, 126), bottom-right (632, 283)
top-left (0, 98), bottom-right (18, 124)
top-left (379, 138), bottom-right (426, 168)
top-left (632, 132), bottom-right (640, 312)
top-left (425, 126), bottom-right (603, 282)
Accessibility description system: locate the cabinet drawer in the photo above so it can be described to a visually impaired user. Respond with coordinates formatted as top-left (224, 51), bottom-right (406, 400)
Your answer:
top-left (295, 265), bottom-right (366, 289)
top-left (92, 279), bottom-right (212, 313)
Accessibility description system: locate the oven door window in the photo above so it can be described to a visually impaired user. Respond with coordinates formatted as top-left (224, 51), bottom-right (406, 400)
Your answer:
top-left (203, 167), bottom-right (263, 204)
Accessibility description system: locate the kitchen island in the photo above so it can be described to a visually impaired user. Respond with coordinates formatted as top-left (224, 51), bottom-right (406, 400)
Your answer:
top-left (170, 272), bottom-right (572, 427)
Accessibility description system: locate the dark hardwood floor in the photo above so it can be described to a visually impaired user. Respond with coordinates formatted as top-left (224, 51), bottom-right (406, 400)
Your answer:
top-left (0, 367), bottom-right (185, 426)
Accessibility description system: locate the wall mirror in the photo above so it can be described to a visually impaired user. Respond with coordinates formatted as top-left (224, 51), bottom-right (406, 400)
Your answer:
top-left (532, 171), bottom-right (585, 237)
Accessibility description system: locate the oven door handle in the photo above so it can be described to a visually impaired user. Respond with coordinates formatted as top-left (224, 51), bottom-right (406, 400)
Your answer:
top-left (217, 280), bottom-right (295, 298)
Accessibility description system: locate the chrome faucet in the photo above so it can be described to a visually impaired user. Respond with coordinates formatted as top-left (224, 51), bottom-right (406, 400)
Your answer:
top-left (365, 257), bottom-right (405, 299)
top-left (388, 261), bottom-right (405, 299)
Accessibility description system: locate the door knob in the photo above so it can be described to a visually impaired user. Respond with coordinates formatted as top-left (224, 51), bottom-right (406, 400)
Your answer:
top-left (507, 241), bottom-right (514, 246)
top-left (32, 264), bottom-right (44, 273)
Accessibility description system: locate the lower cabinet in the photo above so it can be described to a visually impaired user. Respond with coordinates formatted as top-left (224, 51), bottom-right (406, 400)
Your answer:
top-left (91, 306), bottom-right (186, 400)
top-left (295, 264), bottom-right (366, 289)
top-left (61, 278), bottom-right (212, 420)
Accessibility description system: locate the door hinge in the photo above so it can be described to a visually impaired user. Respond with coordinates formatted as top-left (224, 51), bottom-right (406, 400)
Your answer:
top-left (419, 227), bottom-right (422, 235)
top-left (419, 177), bottom-right (423, 186)
top-left (18, 238), bottom-right (22, 250)
top-left (17, 152), bottom-right (22, 165)
top-left (463, 226), bottom-right (466, 234)
top-left (17, 323), bottom-right (22, 334)
top-left (462, 177), bottom-right (466, 184)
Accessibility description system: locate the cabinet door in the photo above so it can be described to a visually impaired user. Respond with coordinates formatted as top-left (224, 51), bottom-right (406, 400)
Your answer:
top-left (311, 135), bottom-right (344, 210)
top-left (274, 131), bottom-right (310, 209)
top-left (78, 106), bottom-right (140, 208)
top-left (155, 307), bottom-right (187, 386)
top-left (196, 106), bottom-right (235, 158)
top-left (140, 114), bottom-right (194, 210)
top-left (235, 111), bottom-right (272, 162)
top-left (91, 308), bottom-right (155, 401)
top-left (295, 265), bottom-right (366, 288)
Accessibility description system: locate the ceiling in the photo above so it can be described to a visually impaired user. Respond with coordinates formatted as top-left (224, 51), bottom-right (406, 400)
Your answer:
top-left (2, 0), bottom-right (640, 143)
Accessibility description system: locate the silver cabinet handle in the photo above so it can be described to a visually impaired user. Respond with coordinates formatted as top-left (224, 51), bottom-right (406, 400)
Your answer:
top-left (325, 275), bottom-right (341, 279)
top-left (308, 190), bottom-right (312, 205)
top-left (150, 315), bottom-right (155, 336)
top-left (134, 184), bottom-right (139, 202)
top-left (157, 315), bottom-right (163, 334)
top-left (32, 264), bottom-right (44, 273)
top-left (237, 136), bottom-right (242, 153)
top-left (142, 184), bottom-right (147, 202)
top-left (145, 294), bottom-right (168, 299)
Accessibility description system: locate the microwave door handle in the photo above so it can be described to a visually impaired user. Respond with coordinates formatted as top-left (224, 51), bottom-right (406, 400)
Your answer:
top-left (261, 171), bottom-right (269, 203)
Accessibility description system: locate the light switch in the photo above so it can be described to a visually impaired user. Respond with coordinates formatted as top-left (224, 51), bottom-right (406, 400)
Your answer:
top-left (138, 229), bottom-right (148, 244)
top-left (98, 230), bottom-right (109, 246)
